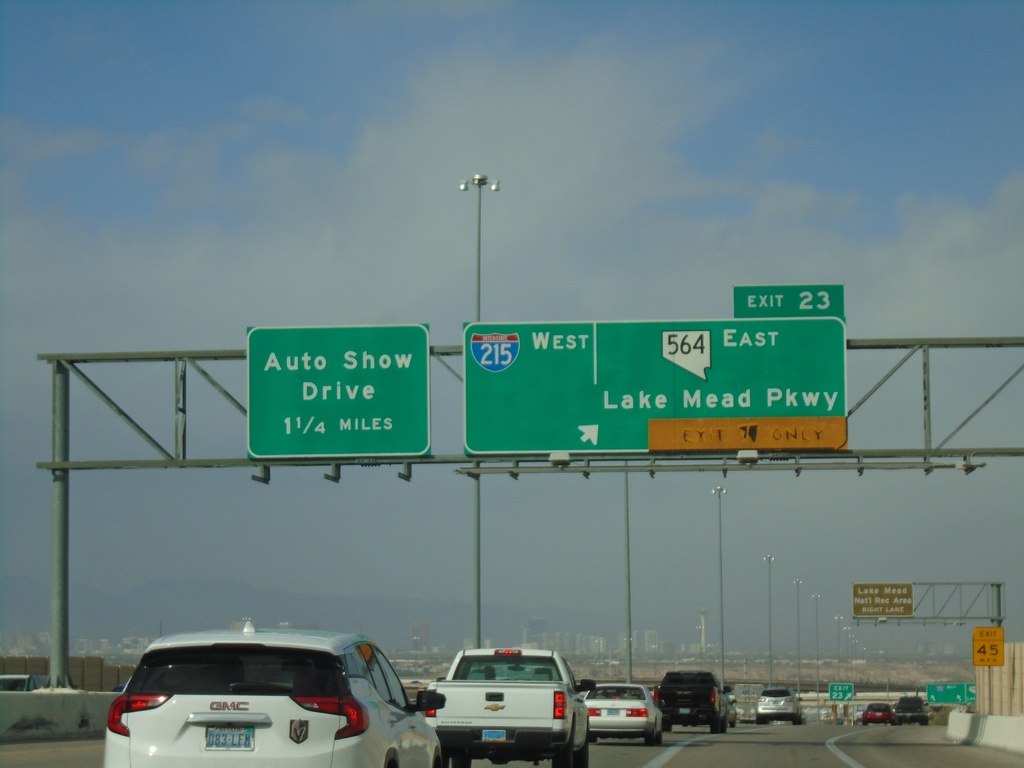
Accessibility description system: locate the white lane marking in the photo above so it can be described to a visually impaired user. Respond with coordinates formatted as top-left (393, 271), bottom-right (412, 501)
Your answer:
top-left (826, 730), bottom-right (869, 768)
top-left (641, 731), bottom-right (717, 768)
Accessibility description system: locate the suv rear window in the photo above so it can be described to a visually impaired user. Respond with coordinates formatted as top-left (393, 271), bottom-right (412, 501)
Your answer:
top-left (761, 688), bottom-right (793, 698)
top-left (128, 645), bottom-right (347, 697)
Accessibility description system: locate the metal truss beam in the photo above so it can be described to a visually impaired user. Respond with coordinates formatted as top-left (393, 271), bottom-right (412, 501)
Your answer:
top-left (36, 336), bottom-right (1024, 476)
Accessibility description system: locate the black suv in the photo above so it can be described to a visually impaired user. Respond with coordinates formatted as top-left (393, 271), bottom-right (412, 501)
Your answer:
top-left (893, 695), bottom-right (929, 725)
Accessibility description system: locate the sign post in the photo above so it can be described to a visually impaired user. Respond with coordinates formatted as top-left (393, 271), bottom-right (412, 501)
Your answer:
top-left (464, 318), bottom-right (847, 454)
top-left (247, 325), bottom-right (431, 458)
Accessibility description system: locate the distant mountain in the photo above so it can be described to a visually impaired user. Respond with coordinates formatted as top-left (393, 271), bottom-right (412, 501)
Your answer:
top-left (1, 575), bottom-right (615, 654)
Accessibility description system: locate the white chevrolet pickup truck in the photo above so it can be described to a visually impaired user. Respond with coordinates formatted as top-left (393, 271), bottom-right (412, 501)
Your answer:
top-left (425, 648), bottom-right (596, 768)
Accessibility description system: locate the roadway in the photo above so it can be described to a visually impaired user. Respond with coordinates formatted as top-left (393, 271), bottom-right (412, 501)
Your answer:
top-left (3, 724), bottom-right (1021, 768)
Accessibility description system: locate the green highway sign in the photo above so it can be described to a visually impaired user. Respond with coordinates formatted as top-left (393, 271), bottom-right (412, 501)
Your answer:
top-left (734, 284), bottom-right (845, 321)
top-left (247, 325), bottom-right (431, 459)
top-left (464, 318), bottom-right (847, 455)
top-left (926, 683), bottom-right (976, 705)
top-left (829, 683), bottom-right (855, 702)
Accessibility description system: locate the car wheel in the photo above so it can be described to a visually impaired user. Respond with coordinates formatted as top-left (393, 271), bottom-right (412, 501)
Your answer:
top-left (573, 737), bottom-right (589, 768)
top-left (661, 720), bottom-right (672, 732)
top-left (644, 729), bottom-right (657, 746)
top-left (446, 756), bottom-right (472, 768)
top-left (551, 733), bottom-right (574, 768)
top-left (656, 727), bottom-right (664, 745)
top-left (755, 716), bottom-right (765, 725)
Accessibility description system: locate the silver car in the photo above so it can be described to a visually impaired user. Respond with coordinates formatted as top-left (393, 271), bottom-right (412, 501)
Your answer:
top-left (755, 687), bottom-right (802, 725)
top-left (586, 683), bottom-right (663, 745)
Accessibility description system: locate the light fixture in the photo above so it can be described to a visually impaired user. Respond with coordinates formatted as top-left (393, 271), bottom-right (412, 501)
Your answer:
top-left (737, 449), bottom-right (759, 464)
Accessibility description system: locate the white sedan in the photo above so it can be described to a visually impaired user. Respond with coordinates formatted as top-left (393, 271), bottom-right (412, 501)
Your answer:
top-left (586, 683), bottom-right (663, 745)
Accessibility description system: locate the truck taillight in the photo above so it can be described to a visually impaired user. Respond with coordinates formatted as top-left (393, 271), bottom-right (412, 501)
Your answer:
top-left (553, 691), bottom-right (567, 720)
top-left (710, 689), bottom-right (717, 706)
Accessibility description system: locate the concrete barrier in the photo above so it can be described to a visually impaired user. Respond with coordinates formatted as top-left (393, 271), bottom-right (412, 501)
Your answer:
top-left (0, 690), bottom-right (118, 743)
top-left (947, 710), bottom-right (1024, 756)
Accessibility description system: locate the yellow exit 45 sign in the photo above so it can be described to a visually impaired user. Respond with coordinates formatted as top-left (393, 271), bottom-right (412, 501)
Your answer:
top-left (973, 626), bottom-right (1005, 667)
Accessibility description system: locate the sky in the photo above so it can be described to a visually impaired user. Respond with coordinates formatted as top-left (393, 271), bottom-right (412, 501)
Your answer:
top-left (1, 1), bottom-right (1022, 662)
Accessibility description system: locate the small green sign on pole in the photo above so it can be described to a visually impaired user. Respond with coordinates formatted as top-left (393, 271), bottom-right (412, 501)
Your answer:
top-left (828, 682), bottom-right (855, 702)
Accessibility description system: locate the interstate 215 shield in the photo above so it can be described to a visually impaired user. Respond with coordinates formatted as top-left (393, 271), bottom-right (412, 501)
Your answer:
top-left (470, 332), bottom-right (520, 372)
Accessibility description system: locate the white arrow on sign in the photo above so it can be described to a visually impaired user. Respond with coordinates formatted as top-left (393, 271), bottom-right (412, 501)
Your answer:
top-left (579, 425), bottom-right (599, 445)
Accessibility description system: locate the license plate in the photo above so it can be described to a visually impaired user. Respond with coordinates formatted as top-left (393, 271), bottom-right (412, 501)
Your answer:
top-left (482, 729), bottom-right (507, 742)
top-left (206, 727), bottom-right (255, 750)
top-left (607, 709), bottom-right (622, 716)
top-left (678, 707), bottom-right (690, 714)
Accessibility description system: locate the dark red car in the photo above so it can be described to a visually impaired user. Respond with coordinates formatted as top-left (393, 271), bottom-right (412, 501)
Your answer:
top-left (861, 702), bottom-right (894, 725)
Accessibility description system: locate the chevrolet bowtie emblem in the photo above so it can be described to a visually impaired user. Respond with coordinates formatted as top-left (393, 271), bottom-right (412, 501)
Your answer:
top-left (484, 704), bottom-right (506, 711)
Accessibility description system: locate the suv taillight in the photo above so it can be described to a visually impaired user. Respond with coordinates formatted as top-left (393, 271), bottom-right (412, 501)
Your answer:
top-left (291, 695), bottom-right (368, 738)
top-left (336, 697), bottom-right (369, 739)
top-left (293, 696), bottom-right (346, 715)
top-left (107, 694), bottom-right (169, 736)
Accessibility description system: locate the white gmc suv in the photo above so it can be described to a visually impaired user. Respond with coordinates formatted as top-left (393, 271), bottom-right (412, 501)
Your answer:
top-left (104, 621), bottom-right (446, 768)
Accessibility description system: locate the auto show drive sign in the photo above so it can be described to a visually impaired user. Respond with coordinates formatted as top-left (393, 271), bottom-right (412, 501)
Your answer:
top-left (248, 325), bottom-right (430, 458)
top-left (464, 318), bottom-right (847, 454)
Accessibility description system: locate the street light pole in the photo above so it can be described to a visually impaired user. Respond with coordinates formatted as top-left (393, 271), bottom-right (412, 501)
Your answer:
top-left (765, 555), bottom-right (775, 685)
top-left (713, 487), bottom-right (727, 686)
top-left (835, 615), bottom-right (843, 680)
top-left (813, 593), bottom-right (821, 713)
top-left (459, 174), bottom-right (499, 324)
top-left (794, 579), bottom-right (802, 697)
top-left (625, 473), bottom-right (633, 683)
top-left (459, 173), bottom-right (499, 647)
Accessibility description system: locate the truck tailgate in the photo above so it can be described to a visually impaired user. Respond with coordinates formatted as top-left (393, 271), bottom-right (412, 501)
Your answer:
top-left (433, 681), bottom-right (560, 729)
